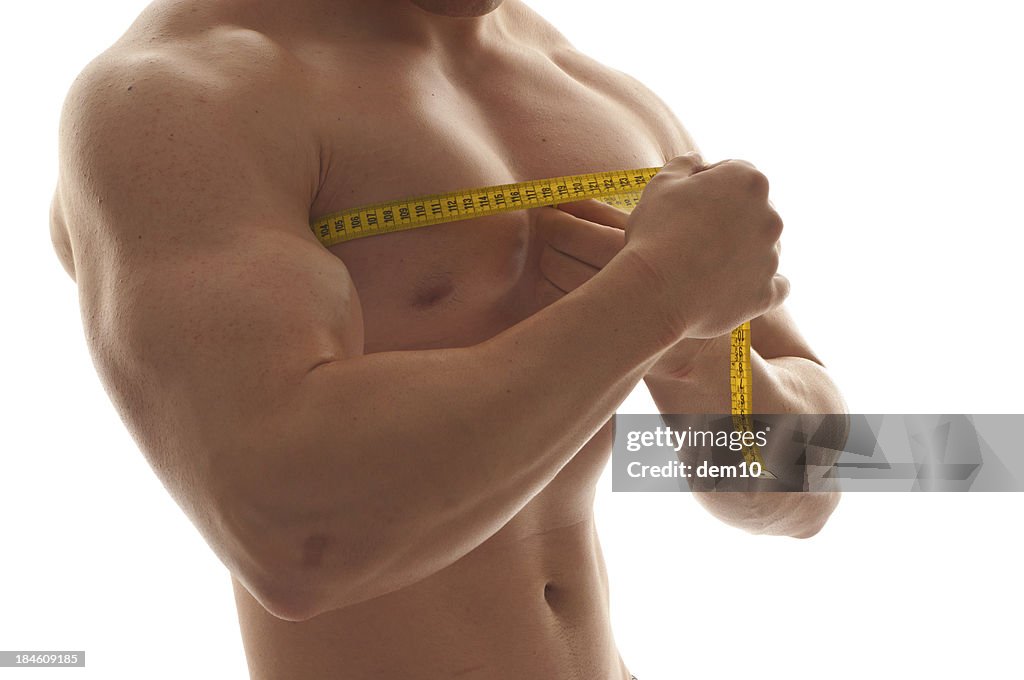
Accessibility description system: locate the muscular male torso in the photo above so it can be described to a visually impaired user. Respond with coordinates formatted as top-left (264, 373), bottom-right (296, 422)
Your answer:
top-left (52, 1), bottom-right (693, 678)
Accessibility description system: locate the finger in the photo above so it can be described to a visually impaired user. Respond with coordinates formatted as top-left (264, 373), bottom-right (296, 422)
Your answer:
top-left (535, 207), bottom-right (625, 268)
top-left (661, 151), bottom-right (706, 177)
top-left (554, 199), bottom-right (629, 229)
top-left (764, 274), bottom-right (791, 311)
top-left (535, 278), bottom-right (567, 307)
top-left (765, 208), bottom-right (783, 240)
top-left (540, 244), bottom-right (601, 293)
top-left (701, 159), bottom-right (768, 195)
top-left (703, 158), bottom-right (757, 172)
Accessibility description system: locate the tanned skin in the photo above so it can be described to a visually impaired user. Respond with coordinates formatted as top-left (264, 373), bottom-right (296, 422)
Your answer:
top-left (51, 1), bottom-right (843, 678)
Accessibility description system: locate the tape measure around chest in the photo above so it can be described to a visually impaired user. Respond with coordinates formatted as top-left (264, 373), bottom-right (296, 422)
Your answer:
top-left (310, 167), bottom-right (772, 478)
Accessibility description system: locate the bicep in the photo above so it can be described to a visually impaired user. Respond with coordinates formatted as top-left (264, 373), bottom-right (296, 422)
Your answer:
top-left (99, 231), bottom-right (364, 456)
top-left (60, 50), bottom-right (363, 533)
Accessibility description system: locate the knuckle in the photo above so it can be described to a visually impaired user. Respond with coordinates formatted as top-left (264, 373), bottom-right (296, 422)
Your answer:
top-left (712, 160), bottom-right (754, 186)
top-left (708, 160), bottom-right (740, 177)
top-left (775, 274), bottom-right (791, 298)
top-left (668, 152), bottom-right (704, 167)
top-left (720, 158), bottom-right (755, 173)
top-left (662, 153), bottom-right (704, 176)
top-left (747, 168), bottom-right (770, 195)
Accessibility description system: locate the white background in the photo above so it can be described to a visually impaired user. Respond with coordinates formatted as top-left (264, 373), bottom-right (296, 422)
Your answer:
top-left (1, 1), bottom-right (1021, 678)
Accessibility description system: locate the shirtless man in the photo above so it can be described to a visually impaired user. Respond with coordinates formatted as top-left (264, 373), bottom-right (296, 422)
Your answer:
top-left (50, 1), bottom-right (844, 678)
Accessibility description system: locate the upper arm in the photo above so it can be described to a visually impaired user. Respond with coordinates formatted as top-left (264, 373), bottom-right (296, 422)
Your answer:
top-left (58, 43), bottom-right (362, 606)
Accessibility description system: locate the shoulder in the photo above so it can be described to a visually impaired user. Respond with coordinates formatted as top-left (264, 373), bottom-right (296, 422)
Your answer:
top-left (515, 2), bottom-right (697, 160)
top-left (56, 0), bottom-right (317, 240)
top-left (564, 49), bottom-right (698, 160)
top-left (61, 1), bottom-right (307, 136)
top-left (608, 69), bottom-right (698, 159)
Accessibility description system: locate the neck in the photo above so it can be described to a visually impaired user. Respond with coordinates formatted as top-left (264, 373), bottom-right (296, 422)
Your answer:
top-left (311, 0), bottom-right (513, 51)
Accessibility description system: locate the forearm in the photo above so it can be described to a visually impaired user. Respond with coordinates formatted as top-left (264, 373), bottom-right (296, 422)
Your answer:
top-left (227, 251), bottom-right (675, 617)
top-left (646, 346), bottom-right (846, 414)
top-left (645, 345), bottom-right (846, 538)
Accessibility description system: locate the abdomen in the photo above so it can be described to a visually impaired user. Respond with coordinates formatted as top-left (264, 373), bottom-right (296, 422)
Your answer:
top-left (234, 507), bottom-right (626, 680)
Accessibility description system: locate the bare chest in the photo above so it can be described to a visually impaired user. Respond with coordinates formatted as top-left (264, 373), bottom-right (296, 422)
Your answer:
top-left (308, 47), bottom-right (668, 353)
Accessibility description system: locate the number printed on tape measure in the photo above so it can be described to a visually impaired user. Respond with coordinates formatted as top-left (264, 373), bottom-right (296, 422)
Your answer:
top-left (310, 168), bottom-right (660, 248)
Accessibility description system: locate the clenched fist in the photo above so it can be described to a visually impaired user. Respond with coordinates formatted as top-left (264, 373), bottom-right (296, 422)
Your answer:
top-left (625, 153), bottom-right (789, 340)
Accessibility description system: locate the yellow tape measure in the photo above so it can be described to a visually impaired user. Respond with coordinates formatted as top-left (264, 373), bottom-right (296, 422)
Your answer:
top-left (310, 167), bottom-right (771, 478)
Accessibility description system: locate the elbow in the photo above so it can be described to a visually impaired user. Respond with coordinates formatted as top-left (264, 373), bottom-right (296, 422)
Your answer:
top-left (215, 492), bottom-right (377, 622)
top-left (205, 427), bottom-right (407, 621)
top-left (229, 525), bottom-right (377, 623)
top-left (234, 514), bottom-right (440, 621)
top-left (227, 505), bottom-right (398, 621)
top-left (248, 572), bottom-right (326, 623)
top-left (202, 442), bottom-right (360, 621)
top-left (713, 489), bottom-right (841, 539)
top-left (221, 512), bottom-right (335, 622)
top-left (784, 490), bottom-right (841, 539)
top-left (239, 530), bottom-right (409, 622)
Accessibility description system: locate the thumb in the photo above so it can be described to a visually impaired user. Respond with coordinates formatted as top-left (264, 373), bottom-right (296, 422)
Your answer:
top-left (661, 151), bottom-right (706, 177)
